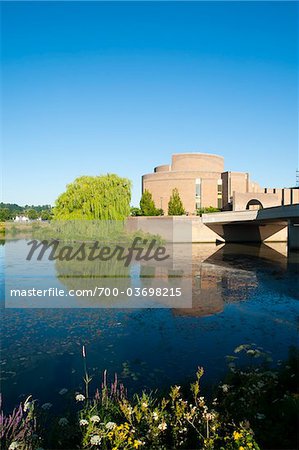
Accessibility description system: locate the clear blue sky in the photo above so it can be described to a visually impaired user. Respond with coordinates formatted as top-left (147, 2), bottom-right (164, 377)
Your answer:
top-left (1, 1), bottom-right (298, 207)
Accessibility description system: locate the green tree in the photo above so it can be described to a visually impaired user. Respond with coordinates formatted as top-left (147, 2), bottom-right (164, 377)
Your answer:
top-left (40, 209), bottom-right (53, 221)
top-left (168, 188), bottom-right (185, 215)
top-left (54, 174), bottom-right (131, 220)
top-left (27, 209), bottom-right (39, 220)
top-left (140, 190), bottom-right (160, 216)
top-left (0, 208), bottom-right (12, 221)
top-left (130, 207), bottom-right (142, 216)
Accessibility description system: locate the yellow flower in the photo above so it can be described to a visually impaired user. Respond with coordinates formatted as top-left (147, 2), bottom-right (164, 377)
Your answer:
top-left (239, 447), bottom-right (245, 450)
top-left (233, 431), bottom-right (242, 440)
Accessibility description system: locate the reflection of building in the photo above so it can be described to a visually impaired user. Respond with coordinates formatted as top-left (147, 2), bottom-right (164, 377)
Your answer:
top-left (142, 153), bottom-right (299, 214)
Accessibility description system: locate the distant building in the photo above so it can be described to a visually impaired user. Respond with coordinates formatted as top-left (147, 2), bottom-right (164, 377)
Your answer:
top-left (14, 216), bottom-right (30, 222)
top-left (142, 153), bottom-right (299, 214)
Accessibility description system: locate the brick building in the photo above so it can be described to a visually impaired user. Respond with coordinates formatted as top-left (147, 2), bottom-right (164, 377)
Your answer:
top-left (142, 153), bottom-right (298, 214)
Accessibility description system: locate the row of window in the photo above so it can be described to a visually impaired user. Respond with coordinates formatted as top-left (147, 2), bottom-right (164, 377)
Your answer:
top-left (195, 179), bottom-right (222, 210)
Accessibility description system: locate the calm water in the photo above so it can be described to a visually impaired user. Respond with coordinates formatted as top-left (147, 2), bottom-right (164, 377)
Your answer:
top-left (1, 240), bottom-right (298, 411)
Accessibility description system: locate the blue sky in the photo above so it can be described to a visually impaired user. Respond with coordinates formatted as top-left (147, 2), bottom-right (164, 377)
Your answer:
top-left (1, 1), bottom-right (298, 207)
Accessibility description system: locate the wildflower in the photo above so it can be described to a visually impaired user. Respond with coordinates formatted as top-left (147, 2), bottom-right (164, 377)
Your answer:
top-left (59, 388), bottom-right (68, 395)
top-left (80, 419), bottom-right (89, 426)
top-left (106, 421), bottom-right (116, 430)
top-left (152, 411), bottom-right (159, 421)
top-left (141, 402), bottom-right (148, 408)
top-left (75, 394), bottom-right (86, 402)
top-left (23, 395), bottom-right (32, 412)
top-left (239, 447), bottom-right (245, 450)
top-left (158, 421), bottom-right (167, 431)
top-left (221, 384), bottom-right (229, 393)
top-left (41, 402), bottom-right (52, 410)
top-left (8, 443), bottom-right (20, 450)
top-left (90, 435), bottom-right (101, 446)
top-left (58, 417), bottom-right (69, 426)
top-left (133, 440), bottom-right (143, 448)
top-left (233, 431), bottom-right (242, 440)
top-left (90, 415), bottom-right (101, 423)
top-left (204, 412), bottom-right (215, 421)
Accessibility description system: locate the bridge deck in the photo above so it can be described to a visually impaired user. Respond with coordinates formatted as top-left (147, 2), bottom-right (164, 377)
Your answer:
top-left (202, 204), bottom-right (299, 225)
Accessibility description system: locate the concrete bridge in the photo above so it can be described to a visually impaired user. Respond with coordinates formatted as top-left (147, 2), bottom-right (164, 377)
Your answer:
top-left (202, 204), bottom-right (299, 250)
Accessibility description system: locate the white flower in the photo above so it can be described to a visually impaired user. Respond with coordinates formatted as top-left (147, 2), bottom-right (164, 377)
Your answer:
top-left (79, 419), bottom-right (89, 426)
top-left (90, 415), bottom-right (101, 423)
top-left (41, 402), bottom-right (52, 410)
top-left (158, 421), bottom-right (167, 431)
top-left (75, 394), bottom-right (86, 402)
top-left (90, 435), bottom-right (101, 446)
top-left (221, 384), bottom-right (229, 393)
top-left (152, 411), bottom-right (158, 421)
top-left (9, 443), bottom-right (20, 450)
top-left (105, 421), bottom-right (116, 430)
top-left (59, 388), bottom-right (68, 395)
top-left (58, 417), bottom-right (69, 426)
top-left (141, 402), bottom-right (148, 408)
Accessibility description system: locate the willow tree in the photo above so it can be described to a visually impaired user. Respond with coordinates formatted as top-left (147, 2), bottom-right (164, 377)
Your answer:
top-left (54, 174), bottom-right (132, 220)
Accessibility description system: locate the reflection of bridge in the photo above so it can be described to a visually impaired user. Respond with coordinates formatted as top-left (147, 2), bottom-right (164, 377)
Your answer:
top-left (202, 205), bottom-right (299, 250)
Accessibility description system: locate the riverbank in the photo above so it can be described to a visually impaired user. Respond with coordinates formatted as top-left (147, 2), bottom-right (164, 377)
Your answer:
top-left (1, 345), bottom-right (298, 450)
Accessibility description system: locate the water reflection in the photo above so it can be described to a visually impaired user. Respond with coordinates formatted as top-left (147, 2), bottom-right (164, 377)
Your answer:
top-left (1, 240), bottom-right (298, 411)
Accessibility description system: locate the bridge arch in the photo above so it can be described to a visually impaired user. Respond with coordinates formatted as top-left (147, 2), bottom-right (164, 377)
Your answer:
top-left (246, 199), bottom-right (263, 210)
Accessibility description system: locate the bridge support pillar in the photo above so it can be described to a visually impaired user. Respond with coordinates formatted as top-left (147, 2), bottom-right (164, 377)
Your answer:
top-left (288, 219), bottom-right (299, 250)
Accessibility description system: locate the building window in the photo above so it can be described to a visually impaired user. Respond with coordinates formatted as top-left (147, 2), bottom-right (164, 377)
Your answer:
top-left (217, 179), bottom-right (222, 209)
top-left (195, 178), bottom-right (201, 210)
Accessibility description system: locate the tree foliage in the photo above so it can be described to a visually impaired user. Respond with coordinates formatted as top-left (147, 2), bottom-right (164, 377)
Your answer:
top-left (168, 188), bottom-right (185, 215)
top-left (0, 208), bottom-right (12, 221)
top-left (196, 206), bottom-right (220, 216)
top-left (139, 190), bottom-right (161, 216)
top-left (54, 174), bottom-right (132, 220)
top-left (40, 209), bottom-right (53, 221)
top-left (130, 207), bottom-right (142, 217)
top-left (27, 209), bottom-right (39, 220)
top-left (0, 203), bottom-right (53, 221)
